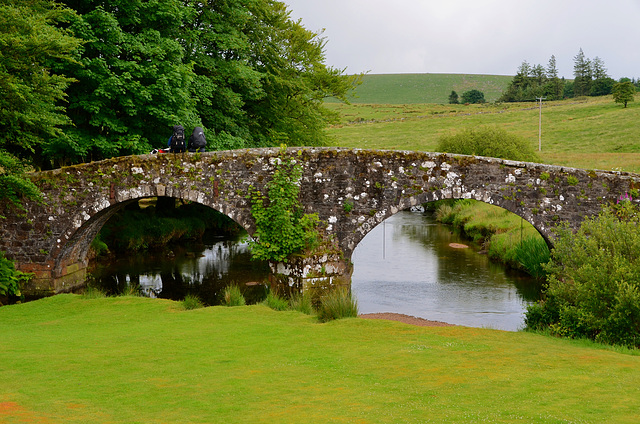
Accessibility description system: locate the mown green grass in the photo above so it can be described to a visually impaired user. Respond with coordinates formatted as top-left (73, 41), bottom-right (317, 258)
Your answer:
top-left (1, 295), bottom-right (639, 423)
top-left (331, 73), bottom-right (513, 104)
top-left (327, 95), bottom-right (640, 172)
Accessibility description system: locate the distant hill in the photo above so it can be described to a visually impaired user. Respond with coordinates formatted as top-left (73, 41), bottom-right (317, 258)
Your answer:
top-left (334, 73), bottom-right (514, 104)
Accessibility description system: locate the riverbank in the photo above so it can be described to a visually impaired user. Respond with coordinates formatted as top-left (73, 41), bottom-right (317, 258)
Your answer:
top-left (2, 294), bottom-right (638, 423)
top-left (432, 199), bottom-right (550, 279)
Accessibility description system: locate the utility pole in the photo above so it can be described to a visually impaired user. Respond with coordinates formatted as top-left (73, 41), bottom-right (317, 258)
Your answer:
top-left (536, 97), bottom-right (546, 151)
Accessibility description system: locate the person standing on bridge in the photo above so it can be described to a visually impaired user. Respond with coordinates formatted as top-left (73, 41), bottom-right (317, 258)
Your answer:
top-left (188, 126), bottom-right (206, 153)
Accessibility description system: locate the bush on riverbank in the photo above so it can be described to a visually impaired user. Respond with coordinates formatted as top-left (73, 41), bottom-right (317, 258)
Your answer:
top-left (525, 202), bottom-right (640, 348)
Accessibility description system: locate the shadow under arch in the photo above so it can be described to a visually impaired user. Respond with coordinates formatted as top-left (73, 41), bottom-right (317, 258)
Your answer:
top-left (52, 193), bottom-right (256, 293)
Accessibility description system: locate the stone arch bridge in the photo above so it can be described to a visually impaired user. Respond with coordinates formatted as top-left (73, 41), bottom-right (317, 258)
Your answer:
top-left (1, 147), bottom-right (638, 296)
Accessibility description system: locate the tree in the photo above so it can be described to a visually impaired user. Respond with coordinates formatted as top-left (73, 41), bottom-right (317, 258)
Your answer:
top-left (573, 48), bottom-right (592, 97)
top-left (55, 0), bottom-right (196, 166)
top-left (52, 0), bottom-right (359, 161)
top-left (544, 55), bottom-right (564, 100)
top-left (589, 56), bottom-right (614, 96)
top-left (461, 89), bottom-right (485, 104)
top-left (240, 1), bottom-right (360, 147)
top-left (0, 0), bottom-right (81, 169)
top-left (499, 59), bottom-right (552, 102)
top-left (448, 90), bottom-right (459, 104)
top-left (612, 81), bottom-right (636, 108)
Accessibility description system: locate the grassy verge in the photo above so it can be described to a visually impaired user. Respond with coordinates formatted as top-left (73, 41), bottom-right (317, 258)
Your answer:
top-left (1, 295), bottom-right (639, 423)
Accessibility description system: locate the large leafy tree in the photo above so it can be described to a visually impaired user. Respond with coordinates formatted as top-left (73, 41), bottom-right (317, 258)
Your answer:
top-left (612, 81), bottom-right (636, 108)
top-left (52, 0), bottom-right (359, 160)
top-left (54, 0), bottom-right (196, 165)
top-left (241, 0), bottom-right (358, 147)
top-left (0, 0), bottom-right (81, 169)
top-left (182, 0), bottom-right (359, 149)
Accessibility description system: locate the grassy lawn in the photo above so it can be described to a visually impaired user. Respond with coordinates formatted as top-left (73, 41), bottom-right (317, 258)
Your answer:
top-left (327, 96), bottom-right (640, 173)
top-left (1, 295), bottom-right (640, 423)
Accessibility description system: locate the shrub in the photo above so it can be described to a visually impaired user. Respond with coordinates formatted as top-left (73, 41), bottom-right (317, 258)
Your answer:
top-left (223, 285), bottom-right (246, 306)
top-left (248, 148), bottom-right (320, 262)
top-left (317, 287), bottom-right (358, 323)
top-left (182, 294), bottom-right (205, 310)
top-left (263, 291), bottom-right (289, 311)
top-left (525, 203), bottom-right (640, 348)
top-left (0, 251), bottom-right (26, 298)
top-left (436, 126), bottom-right (539, 162)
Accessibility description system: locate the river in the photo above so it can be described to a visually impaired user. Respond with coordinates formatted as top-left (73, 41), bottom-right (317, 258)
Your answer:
top-left (89, 210), bottom-right (541, 331)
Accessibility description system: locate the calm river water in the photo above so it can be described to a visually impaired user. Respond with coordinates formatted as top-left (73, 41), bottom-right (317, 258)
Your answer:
top-left (90, 210), bottom-right (541, 331)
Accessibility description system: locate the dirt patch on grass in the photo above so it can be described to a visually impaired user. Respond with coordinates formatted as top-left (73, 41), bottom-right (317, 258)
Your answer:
top-left (359, 313), bottom-right (456, 327)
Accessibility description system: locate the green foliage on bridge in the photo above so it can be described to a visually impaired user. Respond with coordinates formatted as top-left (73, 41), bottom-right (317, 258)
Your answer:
top-left (526, 199), bottom-right (640, 348)
top-left (248, 150), bottom-right (319, 262)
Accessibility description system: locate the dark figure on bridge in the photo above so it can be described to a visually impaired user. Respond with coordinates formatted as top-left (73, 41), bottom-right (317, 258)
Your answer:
top-left (168, 125), bottom-right (186, 153)
top-left (188, 127), bottom-right (206, 153)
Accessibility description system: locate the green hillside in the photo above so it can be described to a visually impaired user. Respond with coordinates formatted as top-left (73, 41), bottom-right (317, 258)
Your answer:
top-left (336, 73), bottom-right (514, 104)
top-left (325, 96), bottom-right (640, 173)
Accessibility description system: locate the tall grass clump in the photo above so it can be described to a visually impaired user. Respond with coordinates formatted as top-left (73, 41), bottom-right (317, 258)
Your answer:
top-left (514, 236), bottom-right (550, 280)
top-left (120, 282), bottom-right (141, 297)
top-left (436, 125), bottom-right (539, 162)
top-left (263, 290), bottom-right (289, 311)
top-left (289, 291), bottom-right (313, 315)
top-left (182, 294), bottom-right (205, 310)
top-left (222, 284), bottom-right (246, 306)
top-left (317, 287), bottom-right (358, 323)
top-left (81, 285), bottom-right (107, 299)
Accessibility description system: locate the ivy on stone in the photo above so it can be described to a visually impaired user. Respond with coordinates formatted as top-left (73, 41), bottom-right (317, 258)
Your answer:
top-left (248, 149), bottom-right (318, 262)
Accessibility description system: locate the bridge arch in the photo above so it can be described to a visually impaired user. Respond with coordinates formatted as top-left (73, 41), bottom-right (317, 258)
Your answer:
top-left (1, 147), bottom-right (637, 295)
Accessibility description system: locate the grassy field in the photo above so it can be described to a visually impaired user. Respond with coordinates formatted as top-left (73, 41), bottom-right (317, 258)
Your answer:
top-left (2, 295), bottom-right (640, 423)
top-left (330, 73), bottom-right (513, 104)
top-left (327, 95), bottom-right (640, 173)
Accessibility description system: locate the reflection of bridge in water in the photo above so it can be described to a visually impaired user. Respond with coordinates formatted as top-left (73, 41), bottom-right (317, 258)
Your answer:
top-left (1, 147), bottom-right (638, 296)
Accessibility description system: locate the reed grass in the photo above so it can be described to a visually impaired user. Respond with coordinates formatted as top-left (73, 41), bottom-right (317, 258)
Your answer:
top-left (289, 291), bottom-right (313, 315)
top-left (263, 290), bottom-right (289, 311)
top-left (222, 284), bottom-right (246, 306)
top-left (317, 287), bottom-right (359, 323)
top-left (182, 294), bottom-right (205, 310)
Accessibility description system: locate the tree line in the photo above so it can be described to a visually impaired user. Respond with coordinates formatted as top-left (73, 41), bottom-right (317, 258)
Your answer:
top-left (499, 49), bottom-right (639, 102)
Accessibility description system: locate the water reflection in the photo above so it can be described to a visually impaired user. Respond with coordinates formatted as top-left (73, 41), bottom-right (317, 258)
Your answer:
top-left (90, 210), bottom-right (541, 331)
top-left (351, 210), bottom-right (541, 331)
top-left (89, 235), bottom-right (270, 305)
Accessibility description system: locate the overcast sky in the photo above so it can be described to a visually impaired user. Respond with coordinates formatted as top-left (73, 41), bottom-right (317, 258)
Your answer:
top-left (283, 0), bottom-right (639, 80)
